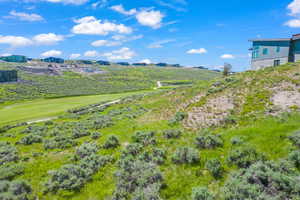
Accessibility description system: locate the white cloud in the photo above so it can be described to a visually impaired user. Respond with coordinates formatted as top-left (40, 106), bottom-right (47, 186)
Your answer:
top-left (288, 0), bottom-right (300, 16)
top-left (91, 40), bottom-right (121, 47)
top-left (45, 0), bottom-right (89, 5)
top-left (187, 48), bottom-right (207, 54)
top-left (8, 10), bottom-right (44, 21)
top-left (41, 50), bottom-right (62, 57)
top-left (139, 59), bottom-right (152, 64)
top-left (70, 53), bottom-right (81, 59)
top-left (136, 10), bottom-right (164, 29)
top-left (92, 0), bottom-right (107, 9)
top-left (285, 19), bottom-right (300, 27)
top-left (221, 54), bottom-right (235, 59)
top-left (0, 53), bottom-right (12, 57)
top-left (148, 39), bottom-right (174, 48)
top-left (33, 33), bottom-right (64, 45)
top-left (102, 47), bottom-right (136, 60)
top-left (84, 50), bottom-right (98, 57)
top-left (72, 16), bottom-right (132, 36)
top-left (110, 5), bottom-right (137, 15)
top-left (0, 35), bottom-right (33, 47)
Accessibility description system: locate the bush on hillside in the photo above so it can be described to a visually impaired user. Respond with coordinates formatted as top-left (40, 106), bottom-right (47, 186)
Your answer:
top-left (230, 136), bottom-right (245, 146)
top-left (227, 146), bottom-right (265, 168)
top-left (113, 159), bottom-right (163, 200)
top-left (132, 131), bottom-right (156, 146)
top-left (195, 133), bottom-right (223, 149)
top-left (44, 136), bottom-right (77, 150)
top-left (289, 131), bottom-right (300, 148)
top-left (0, 142), bottom-right (19, 165)
top-left (72, 130), bottom-right (91, 139)
top-left (0, 180), bottom-right (32, 200)
top-left (288, 150), bottom-right (300, 168)
top-left (138, 148), bottom-right (166, 165)
top-left (172, 147), bottom-right (199, 164)
top-left (191, 187), bottom-right (214, 200)
top-left (163, 129), bottom-right (182, 139)
top-left (168, 112), bottom-right (187, 125)
top-left (223, 161), bottom-right (300, 200)
top-left (19, 134), bottom-right (43, 145)
top-left (92, 116), bottom-right (113, 129)
top-left (103, 135), bottom-right (120, 149)
top-left (75, 143), bottom-right (98, 160)
top-left (79, 154), bottom-right (112, 176)
top-left (0, 164), bottom-right (24, 180)
top-left (91, 132), bottom-right (101, 140)
top-left (121, 143), bottom-right (143, 158)
top-left (205, 158), bottom-right (224, 179)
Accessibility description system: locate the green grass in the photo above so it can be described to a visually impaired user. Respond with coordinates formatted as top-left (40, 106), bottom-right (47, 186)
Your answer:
top-left (0, 90), bottom-right (153, 126)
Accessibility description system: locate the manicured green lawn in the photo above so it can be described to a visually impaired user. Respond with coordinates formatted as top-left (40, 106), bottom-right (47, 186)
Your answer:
top-left (0, 90), bottom-right (152, 126)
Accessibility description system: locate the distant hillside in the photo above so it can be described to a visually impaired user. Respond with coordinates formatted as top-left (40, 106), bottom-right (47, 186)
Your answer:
top-left (0, 62), bottom-right (219, 104)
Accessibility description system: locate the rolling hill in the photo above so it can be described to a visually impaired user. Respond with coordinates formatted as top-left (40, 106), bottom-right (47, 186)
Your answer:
top-left (1, 63), bottom-right (300, 199)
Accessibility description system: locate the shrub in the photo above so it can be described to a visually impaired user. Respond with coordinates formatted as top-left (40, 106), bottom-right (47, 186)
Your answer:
top-left (205, 158), bottom-right (224, 179)
top-left (19, 134), bottom-right (43, 145)
top-left (0, 180), bottom-right (31, 200)
top-left (132, 131), bottom-right (156, 146)
top-left (191, 187), bottom-right (214, 200)
top-left (138, 148), bottom-right (166, 165)
top-left (45, 164), bottom-right (89, 192)
top-left (92, 116), bottom-right (113, 129)
top-left (72, 130), bottom-right (90, 139)
top-left (195, 133), bottom-right (223, 149)
top-left (289, 131), bottom-right (300, 148)
top-left (223, 161), bottom-right (300, 200)
top-left (163, 129), bottom-right (182, 139)
top-left (227, 146), bottom-right (265, 168)
top-left (44, 136), bottom-right (77, 150)
top-left (45, 121), bottom-right (54, 126)
top-left (91, 132), bottom-right (101, 140)
top-left (121, 143), bottom-right (143, 158)
top-left (288, 150), bottom-right (300, 168)
top-left (172, 147), bottom-right (199, 164)
top-left (0, 142), bottom-right (18, 165)
top-left (113, 160), bottom-right (163, 200)
top-left (168, 112), bottom-right (187, 125)
top-left (103, 135), bottom-right (120, 149)
top-left (0, 164), bottom-right (24, 180)
top-left (75, 143), bottom-right (98, 160)
top-left (230, 136), bottom-right (244, 145)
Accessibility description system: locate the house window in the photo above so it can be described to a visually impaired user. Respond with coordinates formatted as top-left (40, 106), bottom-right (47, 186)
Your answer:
top-left (263, 48), bottom-right (269, 55)
top-left (276, 46), bottom-right (280, 53)
top-left (274, 60), bottom-right (280, 66)
top-left (252, 46), bottom-right (259, 59)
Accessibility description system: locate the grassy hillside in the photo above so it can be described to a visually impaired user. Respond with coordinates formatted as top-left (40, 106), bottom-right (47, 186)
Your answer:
top-left (0, 63), bottom-right (219, 104)
top-left (1, 63), bottom-right (300, 200)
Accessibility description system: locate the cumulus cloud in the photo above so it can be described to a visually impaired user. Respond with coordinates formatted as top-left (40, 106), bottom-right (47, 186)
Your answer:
top-left (41, 50), bottom-right (62, 57)
top-left (84, 50), bottom-right (98, 57)
top-left (0, 35), bottom-right (33, 47)
top-left (136, 10), bottom-right (164, 29)
top-left (0, 53), bottom-right (12, 57)
top-left (70, 53), bottom-right (81, 59)
top-left (220, 54), bottom-right (235, 59)
top-left (7, 10), bottom-right (44, 21)
top-left (287, 0), bottom-right (300, 16)
top-left (71, 16), bottom-right (132, 36)
top-left (187, 48), bottom-right (207, 54)
top-left (91, 40), bottom-right (121, 47)
top-left (285, 19), bottom-right (300, 27)
top-left (102, 47), bottom-right (135, 60)
top-left (33, 33), bottom-right (64, 45)
top-left (110, 5), bottom-right (137, 15)
top-left (139, 59), bottom-right (152, 64)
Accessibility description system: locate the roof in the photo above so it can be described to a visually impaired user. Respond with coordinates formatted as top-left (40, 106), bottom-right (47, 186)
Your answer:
top-left (249, 38), bottom-right (290, 42)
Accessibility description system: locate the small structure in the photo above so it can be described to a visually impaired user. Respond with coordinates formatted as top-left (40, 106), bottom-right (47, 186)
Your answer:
top-left (0, 70), bottom-right (18, 82)
top-left (249, 34), bottom-right (300, 70)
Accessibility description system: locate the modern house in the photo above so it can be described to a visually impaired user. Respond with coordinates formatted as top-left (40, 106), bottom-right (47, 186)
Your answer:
top-left (250, 34), bottom-right (300, 70)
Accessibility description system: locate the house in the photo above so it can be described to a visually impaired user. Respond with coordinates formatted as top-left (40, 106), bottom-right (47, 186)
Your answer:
top-left (0, 55), bottom-right (27, 63)
top-left (42, 57), bottom-right (64, 64)
top-left (249, 34), bottom-right (300, 70)
top-left (0, 70), bottom-right (18, 82)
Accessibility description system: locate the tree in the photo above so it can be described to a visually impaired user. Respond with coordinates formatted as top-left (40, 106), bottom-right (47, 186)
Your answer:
top-left (223, 63), bottom-right (232, 76)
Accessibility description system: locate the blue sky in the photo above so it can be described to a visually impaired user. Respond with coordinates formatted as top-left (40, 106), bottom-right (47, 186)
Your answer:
top-left (0, 0), bottom-right (299, 71)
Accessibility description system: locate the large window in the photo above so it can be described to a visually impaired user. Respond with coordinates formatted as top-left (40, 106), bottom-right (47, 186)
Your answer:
top-left (263, 48), bottom-right (269, 55)
top-left (274, 60), bottom-right (280, 66)
top-left (276, 46), bottom-right (280, 53)
top-left (252, 46), bottom-right (259, 59)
